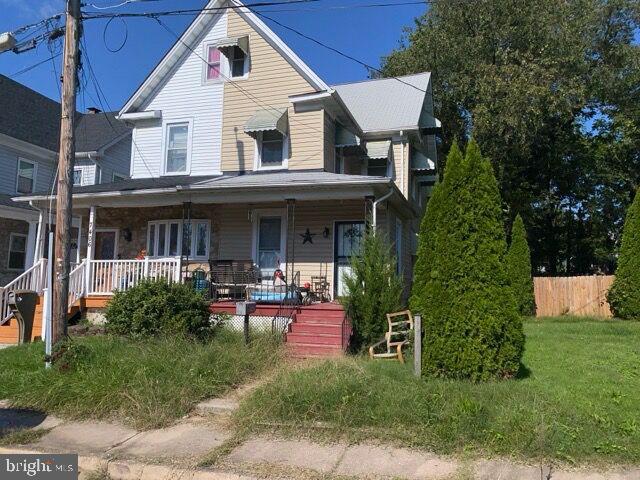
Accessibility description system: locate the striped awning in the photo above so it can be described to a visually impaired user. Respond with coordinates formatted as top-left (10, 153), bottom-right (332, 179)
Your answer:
top-left (365, 140), bottom-right (391, 159)
top-left (216, 36), bottom-right (249, 54)
top-left (335, 125), bottom-right (361, 147)
top-left (244, 108), bottom-right (289, 135)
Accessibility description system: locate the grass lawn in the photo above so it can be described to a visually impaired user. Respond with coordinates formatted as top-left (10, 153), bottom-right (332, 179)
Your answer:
top-left (0, 330), bottom-right (280, 430)
top-left (238, 319), bottom-right (640, 466)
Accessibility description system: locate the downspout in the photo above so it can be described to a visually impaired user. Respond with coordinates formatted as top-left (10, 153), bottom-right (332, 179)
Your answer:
top-left (400, 130), bottom-right (405, 197)
top-left (372, 189), bottom-right (393, 233)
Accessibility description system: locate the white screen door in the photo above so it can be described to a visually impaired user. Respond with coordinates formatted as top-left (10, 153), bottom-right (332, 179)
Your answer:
top-left (257, 216), bottom-right (283, 277)
top-left (334, 221), bottom-right (365, 297)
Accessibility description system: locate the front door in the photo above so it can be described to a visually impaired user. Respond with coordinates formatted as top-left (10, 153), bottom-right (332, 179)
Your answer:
top-left (95, 230), bottom-right (118, 260)
top-left (334, 221), bottom-right (365, 298)
top-left (256, 215), bottom-right (284, 278)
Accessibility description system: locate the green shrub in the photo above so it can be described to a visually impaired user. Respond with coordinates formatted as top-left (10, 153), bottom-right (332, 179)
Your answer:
top-left (506, 214), bottom-right (536, 316)
top-left (415, 140), bottom-right (524, 381)
top-left (105, 279), bottom-right (211, 338)
top-left (410, 141), bottom-right (463, 316)
top-left (343, 232), bottom-right (404, 351)
top-left (607, 189), bottom-right (640, 319)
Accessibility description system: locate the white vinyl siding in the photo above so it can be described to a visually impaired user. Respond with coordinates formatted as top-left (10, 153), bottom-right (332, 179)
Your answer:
top-left (130, 12), bottom-right (227, 179)
top-left (0, 146), bottom-right (56, 196)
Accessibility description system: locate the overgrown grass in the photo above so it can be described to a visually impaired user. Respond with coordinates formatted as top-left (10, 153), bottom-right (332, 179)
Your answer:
top-left (238, 319), bottom-right (640, 465)
top-left (0, 330), bottom-right (281, 430)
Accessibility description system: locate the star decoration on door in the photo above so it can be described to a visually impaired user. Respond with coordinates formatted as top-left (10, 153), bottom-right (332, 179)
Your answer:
top-left (300, 228), bottom-right (316, 244)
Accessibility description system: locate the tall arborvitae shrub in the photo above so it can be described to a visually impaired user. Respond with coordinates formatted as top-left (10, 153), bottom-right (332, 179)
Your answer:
top-left (417, 140), bottom-right (524, 381)
top-left (343, 232), bottom-right (404, 351)
top-left (506, 214), bottom-right (536, 316)
top-left (410, 141), bottom-right (463, 315)
top-left (607, 189), bottom-right (640, 319)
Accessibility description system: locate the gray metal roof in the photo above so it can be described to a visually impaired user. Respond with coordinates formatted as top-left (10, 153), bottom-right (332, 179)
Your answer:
top-left (17, 171), bottom-right (391, 201)
top-left (0, 74), bottom-right (130, 153)
top-left (0, 193), bottom-right (35, 211)
top-left (333, 73), bottom-right (434, 133)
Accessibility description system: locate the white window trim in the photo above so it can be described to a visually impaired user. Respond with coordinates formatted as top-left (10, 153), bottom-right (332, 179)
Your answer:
top-left (161, 120), bottom-right (193, 176)
top-left (251, 209), bottom-right (286, 274)
top-left (146, 219), bottom-right (210, 261)
top-left (15, 157), bottom-right (37, 194)
top-left (73, 166), bottom-right (85, 186)
top-left (254, 131), bottom-right (289, 171)
top-left (7, 232), bottom-right (28, 271)
top-left (202, 43), bottom-right (250, 84)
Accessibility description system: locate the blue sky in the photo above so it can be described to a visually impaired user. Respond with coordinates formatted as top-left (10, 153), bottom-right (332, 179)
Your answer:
top-left (0, 0), bottom-right (426, 111)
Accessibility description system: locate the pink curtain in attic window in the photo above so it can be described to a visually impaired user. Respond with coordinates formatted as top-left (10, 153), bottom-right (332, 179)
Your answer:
top-left (207, 47), bottom-right (221, 79)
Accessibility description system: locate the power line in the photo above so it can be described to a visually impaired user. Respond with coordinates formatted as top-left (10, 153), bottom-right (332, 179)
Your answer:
top-left (9, 53), bottom-right (62, 78)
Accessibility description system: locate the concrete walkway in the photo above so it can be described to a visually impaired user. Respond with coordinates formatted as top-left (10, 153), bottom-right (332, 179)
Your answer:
top-left (1, 406), bottom-right (639, 480)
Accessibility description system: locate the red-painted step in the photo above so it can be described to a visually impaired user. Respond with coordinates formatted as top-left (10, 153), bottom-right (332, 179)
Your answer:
top-left (290, 322), bottom-right (342, 335)
top-left (287, 343), bottom-right (345, 358)
top-left (286, 332), bottom-right (342, 346)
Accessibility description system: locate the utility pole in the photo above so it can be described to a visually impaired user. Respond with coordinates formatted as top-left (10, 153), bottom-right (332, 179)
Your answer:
top-left (52, 0), bottom-right (81, 346)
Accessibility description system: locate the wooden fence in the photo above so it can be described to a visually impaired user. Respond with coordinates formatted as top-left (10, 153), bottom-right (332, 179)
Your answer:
top-left (533, 275), bottom-right (614, 318)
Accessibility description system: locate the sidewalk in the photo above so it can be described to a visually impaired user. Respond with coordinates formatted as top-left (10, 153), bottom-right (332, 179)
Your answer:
top-left (1, 405), bottom-right (639, 480)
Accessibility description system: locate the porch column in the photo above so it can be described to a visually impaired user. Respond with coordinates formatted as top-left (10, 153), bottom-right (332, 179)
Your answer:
top-left (75, 214), bottom-right (82, 264)
top-left (85, 206), bottom-right (96, 295)
top-left (286, 199), bottom-right (296, 284)
top-left (25, 220), bottom-right (38, 269)
top-left (364, 195), bottom-right (375, 232)
top-left (33, 209), bottom-right (46, 262)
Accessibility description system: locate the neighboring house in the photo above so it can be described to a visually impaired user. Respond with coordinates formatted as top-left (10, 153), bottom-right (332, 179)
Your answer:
top-left (0, 74), bottom-right (131, 285)
top-left (16, 0), bottom-right (439, 299)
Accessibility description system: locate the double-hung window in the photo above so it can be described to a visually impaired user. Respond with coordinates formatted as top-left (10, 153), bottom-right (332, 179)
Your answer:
top-left (229, 46), bottom-right (247, 78)
top-left (73, 167), bottom-right (83, 186)
top-left (367, 158), bottom-right (388, 177)
top-left (258, 131), bottom-right (287, 169)
top-left (8, 233), bottom-right (27, 270)
top-left (206, 47), bottom-right (221, 80)
top-left (164, 123), bottom-right (189, 175)
top-left (16, 158), bottom-right (36, 194)
top-left (147, 220), bottom-right (209, 260)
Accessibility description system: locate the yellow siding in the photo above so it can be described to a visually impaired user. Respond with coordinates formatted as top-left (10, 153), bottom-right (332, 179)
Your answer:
top-left (323, 111), bottom-right (336, 171)
top-left (221, 11), bottom-right (325, 172)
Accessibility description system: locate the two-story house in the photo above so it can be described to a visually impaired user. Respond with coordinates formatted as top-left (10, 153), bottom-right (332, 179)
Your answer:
top-left (16, 0), bottom-right (439, 300)
top-left (0, 74), bottom-right (131, 285)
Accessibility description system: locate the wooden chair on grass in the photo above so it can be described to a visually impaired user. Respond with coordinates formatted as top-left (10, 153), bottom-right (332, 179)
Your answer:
top-left (368, 310), bottom-right (414, 363)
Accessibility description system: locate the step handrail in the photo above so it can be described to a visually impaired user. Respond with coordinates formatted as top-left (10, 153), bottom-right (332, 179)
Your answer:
top-left (0, 258), bottom-right (47, 325)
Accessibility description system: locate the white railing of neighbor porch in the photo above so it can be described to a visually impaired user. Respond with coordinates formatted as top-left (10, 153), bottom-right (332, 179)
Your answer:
top-left (68, 260), bottom-right (87, 307)
top-left (86, 257), bottom-right (181, 296)
top-left (0, 258), bottom-right (47, 325)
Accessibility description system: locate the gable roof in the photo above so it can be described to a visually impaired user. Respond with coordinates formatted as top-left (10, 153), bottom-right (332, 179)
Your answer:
top-left (333, 72), bottom-right (439, 133)
top-left (120, 0), bottom-right (330, 115)
top-left (0, 74), bottom-right (131, 154)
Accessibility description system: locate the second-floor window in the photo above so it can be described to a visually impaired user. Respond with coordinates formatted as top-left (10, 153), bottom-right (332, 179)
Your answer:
top-left (206, 47), bottom-right (221, 80)
top-left (73, 167), bottom-right (83, 186)
top-left (367, 158), bottom-right (388, 177)
top-left (257, 131), bottom-right (287, 169)
top-left (229, 46), bottom-right (247, 78)
top-left (164, 123), bottom-right (189, 175)
top-left (16, 158), bottom-right (36, 194)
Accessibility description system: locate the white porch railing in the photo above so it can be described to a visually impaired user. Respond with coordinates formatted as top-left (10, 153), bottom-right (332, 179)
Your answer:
top-left (86, 257), bottom-right (182, 296)
top-left (68, 260), bottom-right (87, 306)
top-left (0, 258), bottom-right (47, 325)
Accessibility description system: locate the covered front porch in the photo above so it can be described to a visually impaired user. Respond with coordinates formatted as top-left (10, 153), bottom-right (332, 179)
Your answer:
top-left (20, 172), bottom-right (408, 306)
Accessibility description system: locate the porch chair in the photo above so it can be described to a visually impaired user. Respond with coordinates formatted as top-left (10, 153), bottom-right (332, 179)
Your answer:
top-left (368, 310), bottom-right (414, 363)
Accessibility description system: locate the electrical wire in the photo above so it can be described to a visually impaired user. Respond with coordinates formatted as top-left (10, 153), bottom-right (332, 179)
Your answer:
top-left (9, 53), bottom-right (62, 78)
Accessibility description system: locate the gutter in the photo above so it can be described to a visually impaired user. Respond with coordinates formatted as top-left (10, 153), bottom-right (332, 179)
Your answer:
top-left (372, 189), bottom-right (393, 231)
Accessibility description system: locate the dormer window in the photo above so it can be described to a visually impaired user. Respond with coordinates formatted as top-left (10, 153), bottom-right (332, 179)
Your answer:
top-left (229, 46), bottom-right (247, 78)
top-left (364, 140), bottom-right (391, 177)
top-left (367, 158), bottom-right (389, 177)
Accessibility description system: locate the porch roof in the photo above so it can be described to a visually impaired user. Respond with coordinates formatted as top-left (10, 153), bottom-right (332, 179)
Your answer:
top-left (13, 171), bottom-right (403, 210)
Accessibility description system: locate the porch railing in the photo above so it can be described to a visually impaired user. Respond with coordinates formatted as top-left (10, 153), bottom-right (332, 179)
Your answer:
top-left (68, 260), bottom-right (87, 306)
top-left (86, 257), bottom-right (181, 296)
top-left (0, 258), bottom-right (48, 325)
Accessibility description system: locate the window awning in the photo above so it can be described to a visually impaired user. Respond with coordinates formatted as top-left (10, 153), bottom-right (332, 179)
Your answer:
top-left (244, 108), bottom-right (289, 136)
top-left (335, 125), bottom-right (361, 148)
top-left (365, 140), bottom-right (391, 159)
top-left (215, 36), bottom-right (249, 54)
top-left (411, 150), bottom-right (436, 171)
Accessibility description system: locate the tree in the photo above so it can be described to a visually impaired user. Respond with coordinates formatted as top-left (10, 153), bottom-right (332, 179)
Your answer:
top-left (410, 141), bottom-right (463, 315)
top-left (382, 0), bottom-right (640, 275)
top-left (417, 141), bottom-right (524, 381)
top-left (607, 189), bottom-right (640, 319)
top-left (343, 232), bottom-right (404, 351)
top-left (506, 214), bottom-right (536, 316)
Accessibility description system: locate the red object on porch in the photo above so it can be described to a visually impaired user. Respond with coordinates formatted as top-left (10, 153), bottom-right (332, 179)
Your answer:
top-left (209, 301), bottom-right (351, 358)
